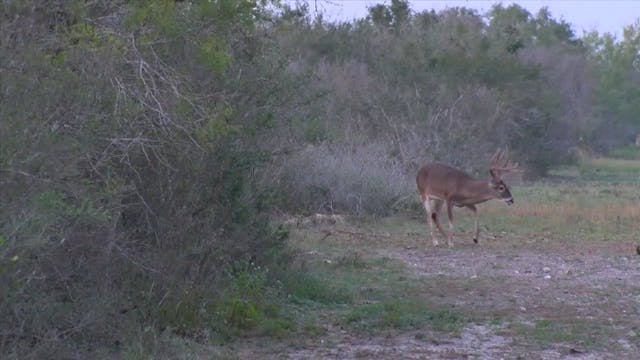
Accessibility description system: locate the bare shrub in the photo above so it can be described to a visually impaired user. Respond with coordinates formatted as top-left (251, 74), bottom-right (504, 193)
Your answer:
top-left (274, 142), bottom-right (413, 216)
top-left (520, 46), bottom-right (596, 147)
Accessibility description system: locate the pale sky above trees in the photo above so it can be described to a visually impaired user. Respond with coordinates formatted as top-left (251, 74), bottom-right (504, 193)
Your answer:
top-left (296, 1), bottom-right (639, 39)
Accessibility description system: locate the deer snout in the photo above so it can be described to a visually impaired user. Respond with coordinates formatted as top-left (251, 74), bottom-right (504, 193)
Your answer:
top-left (505, 198), bottom-right (514, 205)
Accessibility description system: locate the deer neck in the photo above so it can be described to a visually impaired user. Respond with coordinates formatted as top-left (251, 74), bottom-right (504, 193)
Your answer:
top-left (458, 178), bottom-right (496, 205)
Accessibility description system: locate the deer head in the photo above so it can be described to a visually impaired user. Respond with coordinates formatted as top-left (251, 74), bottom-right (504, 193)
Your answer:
top-left (488, 148), bottom-right (521, 205)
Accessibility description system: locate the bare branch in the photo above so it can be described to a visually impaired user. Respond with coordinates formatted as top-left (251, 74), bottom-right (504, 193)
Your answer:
top-left (1, 169), bottom-right (52, 182)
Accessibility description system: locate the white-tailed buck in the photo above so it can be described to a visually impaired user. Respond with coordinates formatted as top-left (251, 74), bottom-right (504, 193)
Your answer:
top-left (416, 149), bottom-right (521, 247)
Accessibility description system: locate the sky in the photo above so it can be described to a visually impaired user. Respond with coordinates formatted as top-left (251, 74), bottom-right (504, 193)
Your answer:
top-left (294, 0), bottom-right (640, 39)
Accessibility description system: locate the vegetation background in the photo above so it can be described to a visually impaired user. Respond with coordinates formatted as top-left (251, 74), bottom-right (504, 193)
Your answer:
top-left (2, 0), bottom-right (640, 358)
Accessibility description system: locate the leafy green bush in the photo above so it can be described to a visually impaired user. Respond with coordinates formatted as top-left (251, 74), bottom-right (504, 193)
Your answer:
top-left (0, 0), bottom-right (296, 357)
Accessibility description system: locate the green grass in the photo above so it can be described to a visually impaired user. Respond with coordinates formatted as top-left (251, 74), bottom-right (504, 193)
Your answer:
top-left (372, 183), bottom-right (640, 243)
top-left (550, 156), bottom-right (640, 184)
top-left (277, 227), bottom-right (477, 341)
top-left (578, 158), bottom-right (640, 182)
top-left (344, 299), bottom-right (467, 333)
top-left (361, 157), bottom-right (640, 243)
top-left (120, 328), bottom-right (239, 360)
top-left (607, 145), bottom-right (640, 160)
top-left (509, 319), bottom-right (605, 349)
top-left (279, 268), bottom-right (356, 305)
top-left (454, 157), bottom-right (640, 241)
top-left (530, 319), bottom-right (581, 344)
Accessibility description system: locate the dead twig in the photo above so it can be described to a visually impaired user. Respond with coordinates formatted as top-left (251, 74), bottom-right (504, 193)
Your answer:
top-left (1, 169), bottom-right (52, 183)
top-left (323, 227), bottom-right (391, 239)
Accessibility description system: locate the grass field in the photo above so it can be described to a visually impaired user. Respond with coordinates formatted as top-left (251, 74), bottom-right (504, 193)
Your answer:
top-left (138, 157), bottom-right (640, 359)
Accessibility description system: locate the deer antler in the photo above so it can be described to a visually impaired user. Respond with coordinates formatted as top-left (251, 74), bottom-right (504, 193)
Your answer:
top-left (490, 147), bottom-right (522, 174)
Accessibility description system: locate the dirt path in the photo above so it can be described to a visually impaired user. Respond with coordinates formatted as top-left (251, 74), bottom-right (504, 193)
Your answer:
top-left (235, 226), bottom-right (640, 359)
top-left (384, 239), bottom-right (640, 358)
top-left (395, 239), bottom-right (640, 315)
top-left (281, 234), bottom-right (640, 359)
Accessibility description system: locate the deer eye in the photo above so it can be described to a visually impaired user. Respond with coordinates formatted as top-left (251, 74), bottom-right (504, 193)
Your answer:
top-left (498, 185), bottom-right (505, 192)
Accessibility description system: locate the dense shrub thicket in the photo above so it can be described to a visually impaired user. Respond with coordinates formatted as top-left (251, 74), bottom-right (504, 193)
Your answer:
top-left (1, 0), bottom-right (639, 356)
top-left (265, 1), bottom-right (640, 212)
top-left (1, 1), bottom-right (297, 356)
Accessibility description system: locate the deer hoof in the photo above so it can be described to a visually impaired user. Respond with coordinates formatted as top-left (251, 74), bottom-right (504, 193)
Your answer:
top-left (473, 237), bottom-right (478, 244)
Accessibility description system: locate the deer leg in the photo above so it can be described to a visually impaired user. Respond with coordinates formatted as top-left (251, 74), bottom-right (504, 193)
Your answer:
top-left (431, 199), bottom-right (448, 246)
top-left (466, 205), bottom-right (479, 244)
top-left (422, 197), bottom-right (437, 246)
top-left (445, 202), bottom-right (455, 248)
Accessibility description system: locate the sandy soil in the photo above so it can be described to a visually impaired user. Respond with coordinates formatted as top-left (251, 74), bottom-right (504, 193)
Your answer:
top-left (241, 229), bottom-right (640, 359)
top-left (383, 238), bottom-right (640, 359)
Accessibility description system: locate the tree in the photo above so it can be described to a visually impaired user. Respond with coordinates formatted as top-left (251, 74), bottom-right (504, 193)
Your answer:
top-left (368, 0), bottom-right (410, 29)
top-left (487, 4), bottom-right (533, 53)
top-left (587, 22), bottom-right (640, 149)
